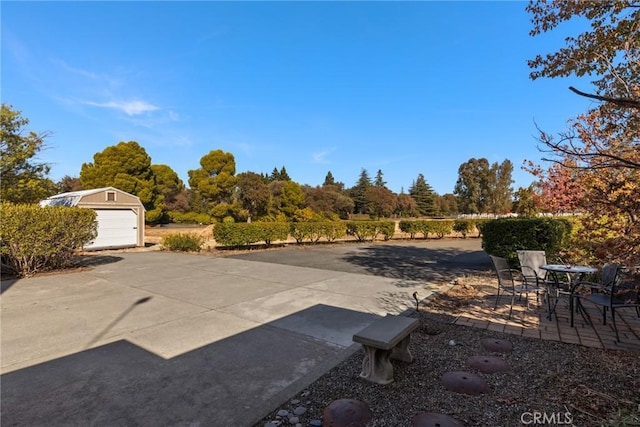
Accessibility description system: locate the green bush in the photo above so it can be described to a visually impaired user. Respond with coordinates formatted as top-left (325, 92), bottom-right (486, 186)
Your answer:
top-left (398, 220), bottom-right (433, 239)
top-left (290, 222), bottom-right (320, 243)
top-left (429, 220), bottom-right (454, 239)
top-left (213, 222), bottom-right (289, 248)
top-left (474, 218), bottom-right (490, 237)
top-left (259, 222), bottom-right (290, 245)
top-left (320, 221), bottom-right (347, 242)
top-left (453, 219), bottom-right (475, 238)
top-left (0, 203), bottom-right (97, 277)
top-left (161, 233), bottom-right (204, 252)
top-left (345, 221), bottom-right (394, 242)
top-left (399, 220), bottom-right (420, 239)
top-left (378, 221), bottom-right (396, 241)
top-left (480, 217), bottom-right (573, 264)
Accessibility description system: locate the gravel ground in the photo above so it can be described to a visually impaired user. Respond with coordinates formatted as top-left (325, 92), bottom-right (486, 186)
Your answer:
top-left (256, 277), bottom-right (640, 427)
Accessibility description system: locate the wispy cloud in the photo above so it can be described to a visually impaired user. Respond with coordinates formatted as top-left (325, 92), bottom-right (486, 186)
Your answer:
top-left (312, 149), bottom-right (334, 164)
top-left (85, 100), bottom-right (160, 116)
top-left (51, 58), bottom-right (99, 80)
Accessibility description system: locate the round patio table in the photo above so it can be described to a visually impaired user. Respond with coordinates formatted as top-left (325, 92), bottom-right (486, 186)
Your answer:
top-left (541, 264), bottom-right (598, 325)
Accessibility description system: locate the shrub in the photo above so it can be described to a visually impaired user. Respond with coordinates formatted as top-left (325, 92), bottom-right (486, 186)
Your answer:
top-left (453, 219), bottom-right (475, 238)
top-left (320, 221), bottom-right (347, 242)
top-left (345, 221), bottom-right (394, 242)
top-left (161, 233), bottom-right (204, 252)
top-left (258, 222), bottom-right (289, 245)
top-left (414, 220), bottom-right (433, 239)
top-left (429, 220), bottom-right (454, 239)
top-left (346, 221), bottom-right (379, 241)
top-left (399, 220), bottom-right (419, 239)
top-left (378, 221), bottom-right (396, 241)
top-left (213, 222), bottom-right (289, 248)
top-left (480, 217), bottom-right (572, 264)
top-left (0, 203), bottom-right (97, 277)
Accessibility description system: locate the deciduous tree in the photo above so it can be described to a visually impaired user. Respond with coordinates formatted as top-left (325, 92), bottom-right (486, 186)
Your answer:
top-left (365, 187), bottom-right (396, 218)
top-left (236, 171), bottom-right (270, 221)
top-left (1, 104), bottom-right (56, 203)
top-left (454, 158), bottom-right (513, 214)
top-left (527, 0), bottom-right (640, 265)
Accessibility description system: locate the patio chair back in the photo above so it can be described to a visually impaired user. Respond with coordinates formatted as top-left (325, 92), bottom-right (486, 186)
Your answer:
top-left (490, 255), bottom-right (515, 287)
top-left (516, 250), bottom-right (548, 285)
top-left (600, 263), bottom-right (621, 290)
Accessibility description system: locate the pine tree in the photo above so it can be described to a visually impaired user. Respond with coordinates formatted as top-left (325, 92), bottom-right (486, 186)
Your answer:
top-left (349, 168), bottom-right (372, 214)
top-left (374, 169), bottom-right (387, 188)
top-left (409, 173), bottom-right (437, 216)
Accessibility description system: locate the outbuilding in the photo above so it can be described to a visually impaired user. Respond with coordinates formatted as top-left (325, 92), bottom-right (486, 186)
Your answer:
top-left (40, 187), bottom-right (145, 250)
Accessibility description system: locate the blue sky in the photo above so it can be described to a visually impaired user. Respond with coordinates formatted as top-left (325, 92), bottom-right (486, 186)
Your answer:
top-left (2, 1), bottom-right (595, 195)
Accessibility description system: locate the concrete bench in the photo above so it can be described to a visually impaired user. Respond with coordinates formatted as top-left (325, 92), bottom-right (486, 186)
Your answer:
top-left (352, 315), bottom-right (419, 385)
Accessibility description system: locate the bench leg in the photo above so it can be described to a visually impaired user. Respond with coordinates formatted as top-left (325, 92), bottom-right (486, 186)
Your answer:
top-left (390, 335), bottom-right (413, 363)
top-left (359, 345), bottom-right (394, 385)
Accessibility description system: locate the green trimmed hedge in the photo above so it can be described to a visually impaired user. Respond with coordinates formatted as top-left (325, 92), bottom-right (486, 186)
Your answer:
top-left (480, 217), bottom-right (572, 264)
top-left (431, 220), bottom-right (454, 239)
top-left (399, 220), bottom-right (455, 239)
top-left (345, 221), bottom-right (395, 242)
top-left (289, 222), bottom-right (347, 244)
top-left (213, 222), bottom-right (289, 248)
top-left (0, 203), bottom-right (97, 277)
top-left (453, 219), bottom-right (475, 238)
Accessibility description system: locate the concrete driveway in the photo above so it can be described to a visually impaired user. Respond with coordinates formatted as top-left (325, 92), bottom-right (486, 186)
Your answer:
top-left (0, 239), bottom-right (488, 426)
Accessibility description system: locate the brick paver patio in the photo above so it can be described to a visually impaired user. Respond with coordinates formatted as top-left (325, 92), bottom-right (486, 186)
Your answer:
top-left (451, 290), bottom-right (640, 352)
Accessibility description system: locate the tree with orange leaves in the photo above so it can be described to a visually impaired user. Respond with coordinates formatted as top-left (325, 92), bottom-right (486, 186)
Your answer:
top-left (527, 1), bottom-right (639, 266)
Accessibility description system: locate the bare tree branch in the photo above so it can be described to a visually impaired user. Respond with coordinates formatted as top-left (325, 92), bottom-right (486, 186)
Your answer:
top-left (569, 86), bottom-right (640, 109)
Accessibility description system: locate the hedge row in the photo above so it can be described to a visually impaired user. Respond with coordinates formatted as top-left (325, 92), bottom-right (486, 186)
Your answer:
top-left (398, 220), bottom-right (456, 239)
top-left (0, 203), bottom-right (97, 277)
top-left (213, 222), bottom-right (290, 248)
top-left (479, 217), bottom-right (573, 265)
top-left (290, 222), bottom-right (348, 243)
top-left (345, 221), bottom-right (396, 241)
top-left (212, 220), bottom-right (397, 247)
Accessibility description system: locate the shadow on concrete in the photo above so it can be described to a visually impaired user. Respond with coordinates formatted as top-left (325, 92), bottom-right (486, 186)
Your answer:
top-left (341, 244), bottom-right (491, 282)
top-left (74, 255), bottom-right (124, 269)
top-left (0, 278), bottom-right (19, 294)
top-left (229, 240), bottom-right (491, 285)
top-left (0, 304), bottom-right (377, 426)
top-left (85, 297), bottom-right (153, 349)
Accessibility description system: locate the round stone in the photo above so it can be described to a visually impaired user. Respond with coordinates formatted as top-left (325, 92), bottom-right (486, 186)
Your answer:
top-left (480, 338), bottom-right (513, 353)
top-left (412, 412), bottom-right (465, 427)
top-left (441, 371), bottom-right (491, 395)
top-left (467, 355), bottom-right (510, 374)
top-left (323, 398), bottom-right (372, 427)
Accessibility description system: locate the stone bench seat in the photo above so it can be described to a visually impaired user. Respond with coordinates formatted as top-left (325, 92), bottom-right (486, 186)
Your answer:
top-left (352, 315), bottom-right (419, 384)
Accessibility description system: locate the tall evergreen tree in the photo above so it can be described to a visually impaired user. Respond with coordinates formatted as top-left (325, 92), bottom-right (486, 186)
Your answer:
top-left (349, 168), bottom-right (372, 214)
top-left (409, 173), bottom-right (437, 216)
top-left (374, 169), bottom-right (387, 188)
top-left (323, 171), bottom-right (336, 187)
top-left (279, 166), bottom-right (291, 181)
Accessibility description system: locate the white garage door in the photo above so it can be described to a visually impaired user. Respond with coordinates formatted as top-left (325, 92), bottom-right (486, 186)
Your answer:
top-left (85, 209), bottom-right (138, 250)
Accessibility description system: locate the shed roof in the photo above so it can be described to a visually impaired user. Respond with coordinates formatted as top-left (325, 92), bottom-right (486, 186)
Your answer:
top-left (39, 187), bottom-right (142, 207)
